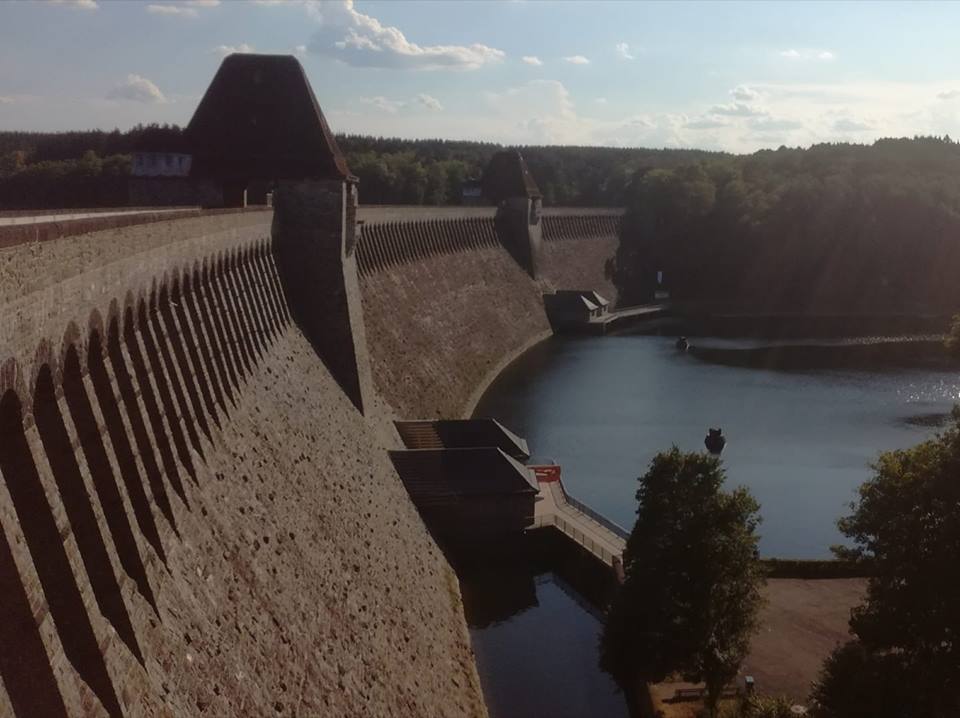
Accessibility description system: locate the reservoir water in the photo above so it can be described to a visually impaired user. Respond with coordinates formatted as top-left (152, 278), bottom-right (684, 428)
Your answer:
top-left (476, 333), bottom-right (958, 558)
top-left (464, 331), bottom-right (957, 718)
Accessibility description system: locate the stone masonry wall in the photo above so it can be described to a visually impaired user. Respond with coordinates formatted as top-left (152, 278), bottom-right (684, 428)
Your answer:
top-left (0, 202), bottom-right (623, 717)
top-left (538, 209), bottom-right (624, 308)
top-left (357, 207), bottom-right (622, 420)
top-left (359, 242), bottom-right (552, 420)
top-left (0, 211), bottom-right (485, 718)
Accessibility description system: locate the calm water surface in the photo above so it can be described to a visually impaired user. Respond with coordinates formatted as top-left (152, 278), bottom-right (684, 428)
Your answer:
top-left (460, 566), bottom-right (628, 718)
top-left (466, 332), bottom-right (957, 718)
top-left (476, 333), bottom-right (959, 558)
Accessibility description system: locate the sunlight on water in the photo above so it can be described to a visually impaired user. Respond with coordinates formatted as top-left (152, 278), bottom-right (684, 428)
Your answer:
top-left (476, 334), bottom-right (956, 558)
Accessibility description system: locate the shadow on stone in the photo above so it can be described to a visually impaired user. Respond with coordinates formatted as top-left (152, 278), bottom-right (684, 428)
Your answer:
top-left (0, 507), bottom-right (70, 718)
top-left (0, 389), bottom-right (124, 718)
top-left (65, 344), bottom-right (158, 614)
top-left (122, 308), bottom-right (191, 505)
top-left (90, 327), bottom-right (168, 564)
top-left (33, 365), bottom-right (144, 665)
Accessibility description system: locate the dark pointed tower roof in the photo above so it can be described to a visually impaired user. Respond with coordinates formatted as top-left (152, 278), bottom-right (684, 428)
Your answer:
top-left (186, 53), bottom-right (352, 180)
top-left (481, 150), bottom-right (542, 203)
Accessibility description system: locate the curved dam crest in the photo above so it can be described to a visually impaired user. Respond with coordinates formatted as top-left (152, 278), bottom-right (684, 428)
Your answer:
top-left (0, 198), bottom-right (621, 716)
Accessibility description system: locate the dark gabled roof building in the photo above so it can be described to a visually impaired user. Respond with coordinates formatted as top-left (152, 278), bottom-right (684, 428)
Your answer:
top-left (185, 53), bottom-right (352, 182)
top-left (481, 150), bottom-right (542, 204)
top-left (389, 447), bottom-right (539, 541)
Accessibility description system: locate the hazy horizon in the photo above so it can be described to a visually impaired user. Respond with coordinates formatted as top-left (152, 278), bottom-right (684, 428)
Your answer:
top-left (4, 0), bottom-right (960, 153)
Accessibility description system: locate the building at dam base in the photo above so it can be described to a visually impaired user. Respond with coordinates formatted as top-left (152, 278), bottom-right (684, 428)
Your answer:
top-left (0, 53), bottom-right (627, 717)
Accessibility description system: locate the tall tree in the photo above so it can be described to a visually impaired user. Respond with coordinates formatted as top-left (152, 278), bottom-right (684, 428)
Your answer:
top-left (601, 448), bottom-right (764, 717)
top-left (811, 408), bottom-right (960, 717)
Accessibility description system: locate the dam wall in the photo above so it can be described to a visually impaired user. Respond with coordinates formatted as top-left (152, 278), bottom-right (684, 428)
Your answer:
top-left (0, 197), bottom-right (623, 716)
top-left (356, 206), bottom-right (623, 419)
top-left (539, 208), bottom-right (624, 307)
top-left (0, 210), bottom-right (486, 718)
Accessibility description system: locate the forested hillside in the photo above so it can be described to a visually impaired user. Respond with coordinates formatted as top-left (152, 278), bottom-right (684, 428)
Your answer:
top-left (0, 125), bottom-right (714, 209)
top-left (0, 124), bottom-right (181, 208)
top-left (614, 136), bottom-right (960, 314)
top-left (336, 135), bottom-right (717, 206)
top-left (6, 126), bottom-right (960, 318)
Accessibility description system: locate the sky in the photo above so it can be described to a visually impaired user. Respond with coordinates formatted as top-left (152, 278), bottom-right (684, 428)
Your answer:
top-left (3, 0), bottom-right (960, 153)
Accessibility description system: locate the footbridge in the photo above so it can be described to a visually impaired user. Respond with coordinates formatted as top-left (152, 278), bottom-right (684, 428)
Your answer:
top-left (529, 466), bottom-right (627, 579)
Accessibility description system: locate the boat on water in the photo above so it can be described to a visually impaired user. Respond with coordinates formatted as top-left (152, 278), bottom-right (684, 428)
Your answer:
top-left (675, 336), bottom-right (690, 352)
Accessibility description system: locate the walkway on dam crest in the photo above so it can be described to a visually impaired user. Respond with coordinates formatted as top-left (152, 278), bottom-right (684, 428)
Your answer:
top-left (0, 207), bottom-right (198, 226)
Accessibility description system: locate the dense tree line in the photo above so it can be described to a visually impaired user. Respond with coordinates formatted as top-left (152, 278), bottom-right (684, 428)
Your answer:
top-left (0, 124), bottom-right (183, 162)
top-left (614, 136), bottom-right (960, 314)
top-left (0, 124), bottom-right (181, 208)
top-left (337, 135), bottom-right (717, 206)
top-left (0, 125), bottom-right (714, 209)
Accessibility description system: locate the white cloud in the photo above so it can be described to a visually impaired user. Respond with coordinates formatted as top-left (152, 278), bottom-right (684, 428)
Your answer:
top-left (522, 56), bottom-right (543, 66)
top-left (685, 116), bottom-right (729, 130)
top-left (294, 44), bottom-right (307, 55)
top-left (416, 93), bottom-right (443, 111)
top-left (710, 101), bottom-right (766, 117)
top-left (595, 97), bottom-right (608, 105)
top-left (730, 85), bottom-right (759, 102)
top-left (615, 42), bottom-right (634, 61)
top-left (749, 116), bottom-right (804, 131)
top-left (564, 55), bottom-right (590, 65)
top-left (48, 0), bottom-right (99, 9)
top-left (361, 96), bottom-right (404, 114)
top-left (212, 43), bottom-right (255, 55)
top-left (833, 117), bottom-right (873, 132)
top-left (0, 96), bottom-right (14, 105)
top-left (360, 93), bottom-right (444, 113)
top-left (937, 90), bottom-right (960, 100)
top-left (325, 79), bottom-right (960, 155)
top-left (106, 74), bottom-right (167, 103)
top-left (307, 0), bottom-right (505, 70)
top-left (146, 0), bottom-right (219, 17)
top-left (330, 80), bottom-right (707, 150)
top-left (147, 4), bottom-right (197, 16)
top-left (780, 48), bottom-right (836, 61)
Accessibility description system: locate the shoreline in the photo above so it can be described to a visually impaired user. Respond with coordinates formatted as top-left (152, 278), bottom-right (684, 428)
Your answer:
top-left (461, 327), bottom-right (555, 419)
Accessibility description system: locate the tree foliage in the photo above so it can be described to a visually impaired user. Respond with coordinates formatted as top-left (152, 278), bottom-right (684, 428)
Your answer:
top-left (336, 135), bottom-right (717, 206)
top-left (0, 124), bottom-right (177, 208)
top-left (0, 126), bottom-right (717, 209)
top-left (601, 448), bottom-right (764, 717)
top-left (811, 408), bottom-right (960, 717)
top-left (614, 136), bottom-right (960, 313)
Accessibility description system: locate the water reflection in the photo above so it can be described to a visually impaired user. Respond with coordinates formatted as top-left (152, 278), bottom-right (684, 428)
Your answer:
top-left (475, 333), bottom-right (957, 558)
top-left (451, 535), bottom-right (629, 718)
